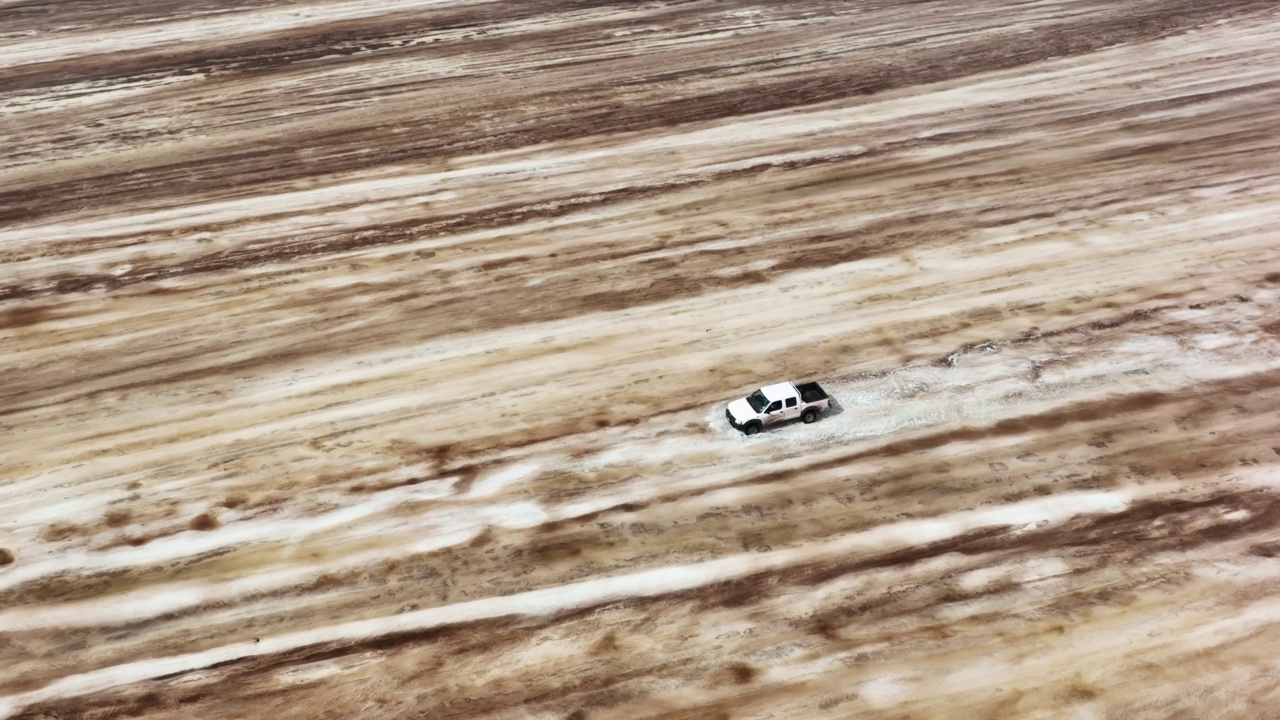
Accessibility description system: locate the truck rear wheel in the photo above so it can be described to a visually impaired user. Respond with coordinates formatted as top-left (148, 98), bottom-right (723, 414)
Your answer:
top-left (801, 409), bottom-right (818, 424)
top-left (743, 423), bottom-right (761, 436)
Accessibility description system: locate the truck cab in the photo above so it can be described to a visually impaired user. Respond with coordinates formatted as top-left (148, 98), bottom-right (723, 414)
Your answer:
top-left (725, 380), bottom-right (830, 435)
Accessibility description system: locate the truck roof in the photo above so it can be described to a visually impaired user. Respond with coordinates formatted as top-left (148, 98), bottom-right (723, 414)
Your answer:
top-left (760, 381), bottom-right (796, 402)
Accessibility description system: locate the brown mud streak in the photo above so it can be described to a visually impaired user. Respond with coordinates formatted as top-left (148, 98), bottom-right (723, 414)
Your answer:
top-left (0, 0), bottom-right (1269, 224)
top-left (0, 157), bottom-right (845, 302)
top-left (0, 0), bottom-right (686, 83)
top-left (5, 130), bottom-right (1266, 409)
top-left (0, 219), bottom-right (962, 412)
top-left (16, 488), bottom-right (1278, 720)
top-left (0, 169), bottom-right (1248, 411)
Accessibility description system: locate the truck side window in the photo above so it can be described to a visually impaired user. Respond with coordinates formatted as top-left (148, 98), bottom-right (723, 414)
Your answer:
top-left (785, 397), bottom-right (797, 408)
top-left (766, 401), bottom-right (781, 412)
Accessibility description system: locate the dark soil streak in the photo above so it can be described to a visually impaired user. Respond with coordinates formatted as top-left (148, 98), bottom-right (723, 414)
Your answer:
top-left (1, 0), bottom-right (1269, 225)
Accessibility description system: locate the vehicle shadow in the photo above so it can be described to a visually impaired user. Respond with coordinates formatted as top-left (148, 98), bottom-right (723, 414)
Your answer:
top-left (826, 394), bottom-right (847, 417)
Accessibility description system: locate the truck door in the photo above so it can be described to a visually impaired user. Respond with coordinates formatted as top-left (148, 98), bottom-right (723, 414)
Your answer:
top-left (763, 400), bottom-right (785, 425)
top-left (783, 396), bottom-right (799, 420)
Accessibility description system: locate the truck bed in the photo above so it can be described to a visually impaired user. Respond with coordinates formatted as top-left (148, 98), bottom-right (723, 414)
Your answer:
top-left (795, 381), bottom-right (828, 404)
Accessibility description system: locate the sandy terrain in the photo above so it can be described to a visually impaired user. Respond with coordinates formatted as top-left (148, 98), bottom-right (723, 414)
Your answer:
top-left (2, 0), bottom-right (1280, 718)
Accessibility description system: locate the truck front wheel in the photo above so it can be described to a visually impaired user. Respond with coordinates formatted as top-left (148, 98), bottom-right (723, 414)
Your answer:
top-left (802, 409), bottom-right (818, 424)
top-left (743, 423), bottom-right (761, 436)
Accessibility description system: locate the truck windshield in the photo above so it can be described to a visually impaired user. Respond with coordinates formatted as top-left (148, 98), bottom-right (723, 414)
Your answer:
top-left (746, 390), bottom-right (768, 412)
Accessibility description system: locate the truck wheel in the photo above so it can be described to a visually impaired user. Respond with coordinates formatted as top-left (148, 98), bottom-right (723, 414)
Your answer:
top-left (743, 423), bottom-right (761, 436)
top-left (801, 409), bottom-right (818, 424)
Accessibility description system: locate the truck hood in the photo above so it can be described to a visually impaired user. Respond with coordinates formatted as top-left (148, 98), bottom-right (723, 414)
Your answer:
top-left (727, 398), bottom-right (757, 424)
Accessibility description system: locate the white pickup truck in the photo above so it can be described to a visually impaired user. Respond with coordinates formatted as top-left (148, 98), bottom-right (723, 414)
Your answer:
top-left (725, 380), bottom-right (830, 435)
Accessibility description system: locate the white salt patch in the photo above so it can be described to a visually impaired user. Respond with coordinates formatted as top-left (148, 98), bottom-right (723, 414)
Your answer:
top-left (407, 528), bottom-right (482, 555)
top-left (859, 674), bottom-right (915, 707)
top-left (485, 501), bottom-right (549, 529)
top-left (958, 565), bottom-right (1009, 592)
top-left (994, 494), bottom-right (1129, 528)
top-left (1190, 333), bottom-right (1239, 351)
top-left (468, 462), bottom-right (542, 498)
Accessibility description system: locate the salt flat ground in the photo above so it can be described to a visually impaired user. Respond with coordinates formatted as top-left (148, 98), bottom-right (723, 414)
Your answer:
top-left (2, 1), bottom-right (1280, 718)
